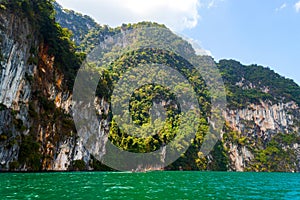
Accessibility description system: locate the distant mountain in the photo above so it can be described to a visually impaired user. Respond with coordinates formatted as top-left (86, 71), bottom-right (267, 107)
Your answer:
top-left (218, 59), bottom-right (300, 108)
top-left (0, 0), bottom-right (299, 172)
top-left (53, 2), bottom-right (99, 45)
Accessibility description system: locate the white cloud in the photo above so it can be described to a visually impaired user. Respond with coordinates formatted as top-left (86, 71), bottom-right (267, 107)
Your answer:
top-left (178, 35), bottom-right (212, 56)
top-left (275, 3), bottom-right (287, 12)
top-left (207, 0), bottom-right (226, 9)
top-left (207, 0), bottom-right (215, 9)
top-left (194, 46), bottom-right (212, 56)
top-left (295, 1), bottom-right (300, 12)
top-left (56, 0), bottom-right (200, 31)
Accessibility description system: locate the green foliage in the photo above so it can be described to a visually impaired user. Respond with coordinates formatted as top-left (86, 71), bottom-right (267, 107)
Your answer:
top-left (18, 134), bottom-right (42, 171)
top-left (223, 123), bottom-right (249, 146)
top-left (94, 48), bottom-right (209, 154)
top-left (13, 118), bottom-right (26, 132)
top-left (0, 134), bottom-right (8, 142)
top-left (39, 96), bottom-right (55, 111)
top-left (129, 84), bottom-right (178, 126)
top-left (218, 60), bottom-right (300, 109)
top-left (207, 141), bottom-right (229, 171)
top-left (223, 122), bottom-right (299, 172)
top-left (27, 55), bottom-right (38, 65)
top-left (53, 2), bottom-right (99, 45)
top-left (250, 133), bottom-right (299, 172)
top-left (28, 102), bottom-right (38, 119)
top-left (79, 21), bottom-right (193, 56)
top-left (47, 24), bottom-right (83, 90)
top-left (0, 4), bottom-right (6, 10)
top-left (25, 72), bottom-right (34, 84)
top-left (88, 46), bottom-right (214, 170)
top-left (9, 161), bottom-right (20, 171)
top-left (0, 103), bottom-right (6, 111)
top-left (273, 133), bottom-right (300, 146)
top-left (71, 160), bottom-right (86, 171)
top-left (79, 25), bottom-right (115, 53)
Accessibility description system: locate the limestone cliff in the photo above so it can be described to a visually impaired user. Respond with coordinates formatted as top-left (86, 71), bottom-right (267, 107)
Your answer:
top-left (224, 101), bottom-right (300, 171)
top-left (0, 4), bottom-right (80, 171)
top-left (0, 9), bottom-right (35, 169)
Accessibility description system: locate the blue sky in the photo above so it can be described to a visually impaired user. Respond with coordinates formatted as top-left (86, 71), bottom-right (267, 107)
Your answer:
top-left (184, 0), bottom-right (300, 84)
top-left (57, 0), bottom-right (300, 84)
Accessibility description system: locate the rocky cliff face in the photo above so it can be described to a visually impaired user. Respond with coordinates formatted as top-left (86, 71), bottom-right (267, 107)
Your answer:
top-left (225, 101), bottom-right (298, 138)
top-left (0, 12), bottom-right (35, 109)
top-left (0, 10), bottom-right (35, 169)
top-left (0, 8), bottom-right (80, 171)
top-left (225, 100), bottom-right (300, 171)
top-left (0, 7), bottom-right (111, 171)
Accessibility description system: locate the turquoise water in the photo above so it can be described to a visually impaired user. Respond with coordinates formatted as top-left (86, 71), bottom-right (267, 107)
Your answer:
top-left (1, 172), bottom-right (300, 199)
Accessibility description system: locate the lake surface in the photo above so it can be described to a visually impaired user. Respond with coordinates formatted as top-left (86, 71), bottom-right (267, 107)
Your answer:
top-left (1, 171), bottom-right (300, 199)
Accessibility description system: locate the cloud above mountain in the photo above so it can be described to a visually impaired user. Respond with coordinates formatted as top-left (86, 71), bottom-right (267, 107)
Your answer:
top-left (275, 3), bottom-right (287, 12)
top-left (56, 0), bottom-right (200, 31)
top-left (295, 1), bottom-right (300, 12)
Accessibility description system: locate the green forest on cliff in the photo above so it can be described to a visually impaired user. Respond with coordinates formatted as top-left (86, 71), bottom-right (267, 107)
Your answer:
top-left (0, 0), bottom-right (300, 172)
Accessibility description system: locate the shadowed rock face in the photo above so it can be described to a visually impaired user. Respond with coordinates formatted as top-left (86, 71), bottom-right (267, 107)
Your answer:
top-left (0, 11), bottom-right (34, 169)
top-left (0, 7), bottom-right (109, 171)
top-left (0, 8), bottom-right (76, 171)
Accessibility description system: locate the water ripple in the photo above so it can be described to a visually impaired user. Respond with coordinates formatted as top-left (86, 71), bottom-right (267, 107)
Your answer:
top-left (1, 172), bottom-right (300, 199)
